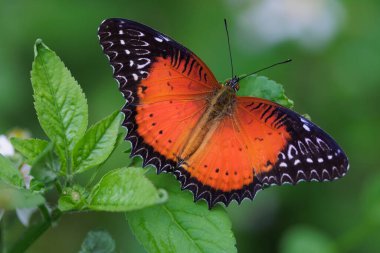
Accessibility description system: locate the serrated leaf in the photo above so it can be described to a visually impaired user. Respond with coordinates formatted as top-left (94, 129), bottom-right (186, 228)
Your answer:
top-left (73, 111), bottom-right (122, 174)
top-left (0, 154), bottom-right (23, 187)
top-left (31, 39), bottom-right (88, 169)
top-left (0, 180), bottom-right (45, 210)
top-left (280, 226), bottom-right (336, 253)
top-left (87, 167), bottom-right (164, 212)
top-left (79, 230), bottom-right (116, 253)
top-left (31, 142), bottom-right (60, 183)
top-left (10, 137), bottom-right (48, 164)
top-left (237, 75), bottom-right (294, 108)
top-left (126, 174), bottom-right (237, 253)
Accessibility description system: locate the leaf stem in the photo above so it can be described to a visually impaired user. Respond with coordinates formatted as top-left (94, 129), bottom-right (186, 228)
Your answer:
top-left (54, 180), bottom-right (63, 194)
top-left (38, 205), bottom-right (51, 223)
top-left (7, 209), bottom-right (62, 253)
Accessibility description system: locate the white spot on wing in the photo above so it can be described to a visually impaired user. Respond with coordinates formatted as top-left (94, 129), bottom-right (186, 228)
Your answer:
top-left (303, 124), bottom-right (311, 131)
top-left (155, 37), bottom-right (163, 42)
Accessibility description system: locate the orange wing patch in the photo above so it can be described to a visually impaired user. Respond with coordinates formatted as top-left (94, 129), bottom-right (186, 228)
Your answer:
top-left (136, 99), bottom-right (207, 161)
top-left (137, 57), bottom-right (219, 104)
top-left (134, 56), bottom-right (220, 162)
top-left (236, 97), bottom-right (291, 174)
top-left (180, 116), bottom-right (253, 192)
top-left (175, 97), bottom-right (292, 206)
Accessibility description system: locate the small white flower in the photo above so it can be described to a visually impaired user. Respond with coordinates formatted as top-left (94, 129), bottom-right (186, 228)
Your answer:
top-left (0, 135), bottom-right (15, 156)
top-left (0, 132), bottom-right (36, 226)
top-left (20, 164), bottom-right (33, 189)
top-left (238, 0), bottom-right (345, 50)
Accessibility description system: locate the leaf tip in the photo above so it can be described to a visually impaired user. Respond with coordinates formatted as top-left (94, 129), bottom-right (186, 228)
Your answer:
top-left (34, 38), bottom-right (50, 57)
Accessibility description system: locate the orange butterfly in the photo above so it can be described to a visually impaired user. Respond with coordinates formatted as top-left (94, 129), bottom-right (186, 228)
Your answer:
top-left (98, 18), bottom-right (349, 208)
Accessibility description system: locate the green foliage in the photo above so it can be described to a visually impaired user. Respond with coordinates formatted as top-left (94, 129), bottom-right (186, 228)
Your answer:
top-left (87, 167), bottom-right (165, 212)
top-left (127, 174), bottom-right (237, 253)
top-left (31, 39), bottom-right (88, 170)
top-left (0, 154), bottom-right (23, 187)
top-left (0, 38), bottom-right (300, 253)
top-left (31, 142), bottom-right (60, 183)
top-left (280, 226), bottom-right (336, 253)
top-left (0, 180), bottom-right (45, 210)
top-left (10, 137), bottom-right (49, 164)
top-left (237, 75), bottom-right (294, 108)
top-left (73, 111), bottom-right (123, 174)
top-left (79, 230), bottom-right (116, 253)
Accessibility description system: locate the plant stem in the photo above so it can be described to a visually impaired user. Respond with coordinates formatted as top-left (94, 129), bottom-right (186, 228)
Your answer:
top-left (7, 209), bottom-right (62, 253)
top-left (1, 216), bottom-right (5, 253)
top-left (38, 205), bottom-right (51, 224)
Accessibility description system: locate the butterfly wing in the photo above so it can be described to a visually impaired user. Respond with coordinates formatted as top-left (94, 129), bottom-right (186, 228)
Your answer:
top-left (98, 18), bottom-right (221, 172)
top-left (176, 97), bottom-right (349, 208)
top-left (237, 97), bottom-right (349, 185)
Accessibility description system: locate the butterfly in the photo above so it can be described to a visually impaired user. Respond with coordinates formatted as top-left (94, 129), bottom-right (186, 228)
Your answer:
top-left (98, 18), bottom-right (349, 208)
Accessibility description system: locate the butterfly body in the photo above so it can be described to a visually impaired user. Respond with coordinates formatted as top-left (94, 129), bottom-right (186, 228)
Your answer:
top-left (179, 85), bottom-right (236, 158)
top-left (98, 18), bottom-right (349, 208)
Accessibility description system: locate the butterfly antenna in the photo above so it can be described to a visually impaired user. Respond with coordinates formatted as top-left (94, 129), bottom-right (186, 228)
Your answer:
top-left (239, 59), bottom-right (292, 81)
top-left (224, 18), bottom-right (234, 79)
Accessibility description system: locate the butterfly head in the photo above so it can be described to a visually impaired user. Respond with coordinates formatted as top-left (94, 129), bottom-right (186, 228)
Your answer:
top-left (225, 76), bottom-right (240, 92)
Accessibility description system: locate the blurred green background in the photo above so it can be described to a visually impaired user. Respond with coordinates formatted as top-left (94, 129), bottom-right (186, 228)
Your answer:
top-left (1, 0), bottom-right (379, 252)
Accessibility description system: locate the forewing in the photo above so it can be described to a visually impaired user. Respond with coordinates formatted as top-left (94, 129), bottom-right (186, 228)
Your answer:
top-left (98, 18), bottom-right (220, 172)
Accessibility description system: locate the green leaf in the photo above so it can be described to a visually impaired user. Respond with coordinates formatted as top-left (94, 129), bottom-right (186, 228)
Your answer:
top-left (87, 167), bottom-right (165, 212)
top-left (31, 142), bottom-right (60, 183)
top-left (10, 137), bottom-right (48, 164)
top-left (237, 75), bottom-right (294, 108)
top-left (0, 154), bottom-right (23, 187)
top-left (126, 174), bottom-right (237, 253)
top-left (79, 230), bottom-right (116, 253)
top-left (73, 111), bottom-right (123, 174)
top-left (31, 39), bottom-right (88, 168)
top-left (280, 225), bottom-right (336, 253)
top-left (58, 185), bottom-right (87, 211)
top-left (0, 180), bottom-right (45, 210)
